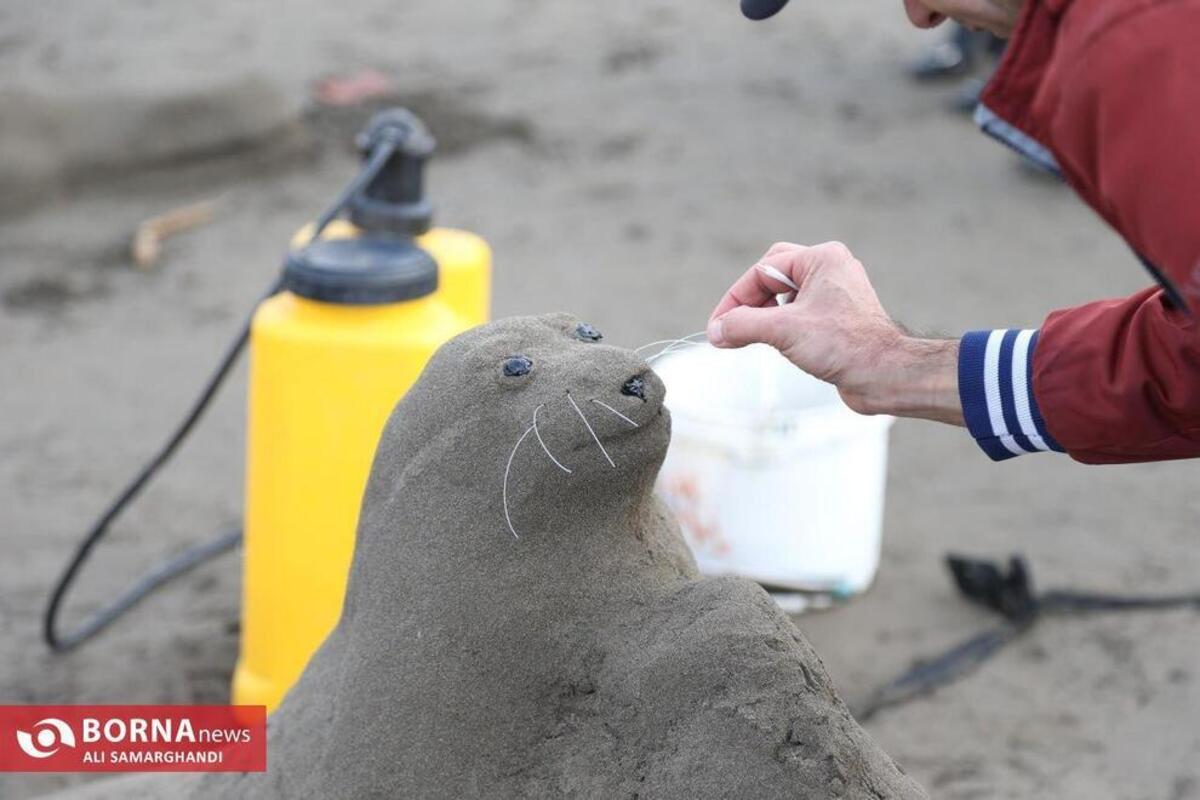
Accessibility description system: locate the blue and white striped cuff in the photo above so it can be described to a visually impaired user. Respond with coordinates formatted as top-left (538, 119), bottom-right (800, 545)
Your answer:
top-left (958, 329), bottom-right (1064, 461)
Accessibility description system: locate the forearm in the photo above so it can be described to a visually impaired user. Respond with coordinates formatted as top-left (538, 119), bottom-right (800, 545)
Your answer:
top-left (848, 329), bottom-right (1067, 461)
top-left (843, 337), bottom-right (964, 426)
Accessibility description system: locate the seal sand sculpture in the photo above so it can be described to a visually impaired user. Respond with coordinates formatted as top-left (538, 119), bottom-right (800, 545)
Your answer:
top-left (50, 314), bottom-right (926, 800)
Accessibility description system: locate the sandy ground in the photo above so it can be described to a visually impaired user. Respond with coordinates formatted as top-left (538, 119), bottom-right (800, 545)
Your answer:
top-left (2, 2), bottom-right (1199, 798)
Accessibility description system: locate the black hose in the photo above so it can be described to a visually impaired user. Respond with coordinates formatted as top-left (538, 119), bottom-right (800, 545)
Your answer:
top-left (43, 283), bottom-right (278, 652)
top-left (309, 138), bottom-right (396, 243)
top-left (46, 528), bottom-right (244, 651)
top-left (43, 137), bottom-right (401, 653)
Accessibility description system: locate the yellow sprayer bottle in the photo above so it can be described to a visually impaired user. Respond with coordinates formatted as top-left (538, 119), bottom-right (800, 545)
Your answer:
top-left (232, 109), bottom-right (490, 711)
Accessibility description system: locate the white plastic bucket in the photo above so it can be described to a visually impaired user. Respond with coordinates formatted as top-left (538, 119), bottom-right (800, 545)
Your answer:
top-left (653, 343), bottom-right (893, 596)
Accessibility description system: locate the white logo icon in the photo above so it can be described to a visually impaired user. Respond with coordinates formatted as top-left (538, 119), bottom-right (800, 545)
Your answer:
top-left (16, 718), bottom-right (76, 758)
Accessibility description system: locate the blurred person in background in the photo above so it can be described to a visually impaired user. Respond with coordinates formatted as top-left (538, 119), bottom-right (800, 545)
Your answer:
top-left (722, 0), bottom-right (1200, 466)
top-left (909, 22), bottom-right (1006, 112)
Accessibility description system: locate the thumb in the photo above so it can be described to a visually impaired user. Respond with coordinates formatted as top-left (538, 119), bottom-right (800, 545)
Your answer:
top-left (707, 305), bottom-right (792, 350)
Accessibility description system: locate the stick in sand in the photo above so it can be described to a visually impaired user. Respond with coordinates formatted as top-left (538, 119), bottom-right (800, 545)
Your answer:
top-left (131, 199), bottom-right (218, 270)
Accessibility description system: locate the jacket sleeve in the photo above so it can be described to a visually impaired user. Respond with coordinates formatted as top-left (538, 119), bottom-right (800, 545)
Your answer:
top-left (962, 4), bottom-right (1200, 465)
top-left (1033, 290), bottom-right (1200, 464)
top-left (958, 328), bottom-right (1066, 461)
top-left (958, 291), bottom-right (1200, 465)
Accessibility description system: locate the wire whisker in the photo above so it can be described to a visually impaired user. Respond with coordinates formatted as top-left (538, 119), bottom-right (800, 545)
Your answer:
top-left (633, 338), bottom-right (686, 355)
top-left (646, 341), bottom-right (708, 363)
top-left (502, 424), bottom-right (537, 539)
top-left (633, 331), bottom-right (708, 354)
top-left (589, 399), bottom-right (639, 428)
top-left (532, 403), bottom-right (572, 473)
top-left (566, 392), bottom-right (615, 468)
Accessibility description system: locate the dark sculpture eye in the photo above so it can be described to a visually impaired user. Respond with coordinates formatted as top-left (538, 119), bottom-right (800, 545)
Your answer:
top-left (575, 323), bottom-right (602, 342)
top-left (502, 355), bottom-right (533, 377)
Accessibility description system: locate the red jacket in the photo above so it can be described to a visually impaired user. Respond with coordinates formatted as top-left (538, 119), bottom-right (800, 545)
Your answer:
top-left (957, 0), bottom-right (1200, 464)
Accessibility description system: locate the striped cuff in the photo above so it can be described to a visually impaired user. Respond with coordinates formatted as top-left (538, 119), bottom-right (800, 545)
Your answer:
top-left (958, 329), bottom-right (1064, 461)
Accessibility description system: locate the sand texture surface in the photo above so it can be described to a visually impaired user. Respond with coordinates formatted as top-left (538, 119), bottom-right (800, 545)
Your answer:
top-left (5, 3), bottom-right (1199, 798)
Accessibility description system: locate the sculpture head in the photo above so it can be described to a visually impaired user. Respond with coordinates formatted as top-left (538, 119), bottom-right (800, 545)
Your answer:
top-left (359, 313), bottom-right (672, 546)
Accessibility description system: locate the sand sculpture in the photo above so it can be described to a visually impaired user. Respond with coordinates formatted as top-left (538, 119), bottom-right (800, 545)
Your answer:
top-left (49, 314), bottom-right (926, 799)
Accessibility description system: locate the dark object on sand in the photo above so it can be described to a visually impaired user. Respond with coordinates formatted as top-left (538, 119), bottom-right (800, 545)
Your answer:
top-left (858, 555), bottom-right (1200, 721)
top-left (947, 554), bottom-right (1038, 622)
top-left (56, 315), bottom-right (926, 799)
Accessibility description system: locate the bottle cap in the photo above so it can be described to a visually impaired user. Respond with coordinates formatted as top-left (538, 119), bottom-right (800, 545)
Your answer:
top-left (282, 237), bottom-right (438, 305)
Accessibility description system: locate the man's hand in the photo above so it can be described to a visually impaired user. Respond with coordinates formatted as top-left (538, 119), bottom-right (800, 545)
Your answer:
top-left (707, 241), bottom-right (965, 426)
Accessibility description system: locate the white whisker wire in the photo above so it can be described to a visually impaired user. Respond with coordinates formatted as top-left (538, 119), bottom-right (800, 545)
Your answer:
top-left (633, 338), bottom-right (686, 355)
top-left (502, 424), bottom-right (537, 540)
top-left (678, 330), bottom-right (711, 342)
top-left (589, 398), bottom-right (639, 428)
top-left (644, 332), bottom-right (710, 363)
top-left (532, 403), bottom-right (572, 474)
top-left (566, 392), bottom-right (615, 468)
top-left (662, 333), bottom-right (710, 356)
top-left (646, 340), bottom-right (708, 363)
top-left (632, 331), bottom-right (708, 355)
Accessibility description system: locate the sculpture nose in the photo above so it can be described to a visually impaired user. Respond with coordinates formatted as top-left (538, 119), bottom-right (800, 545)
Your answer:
top-left (621, 375), bottom-right (646, 400)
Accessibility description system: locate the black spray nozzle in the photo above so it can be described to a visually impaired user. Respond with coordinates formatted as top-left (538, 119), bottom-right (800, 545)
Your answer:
top-left (287, 107), bottom-right (441, 305)
top-left (347, 108), bottom-right (437, 236)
